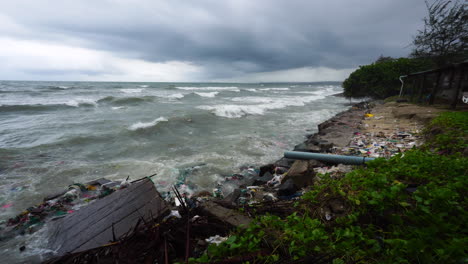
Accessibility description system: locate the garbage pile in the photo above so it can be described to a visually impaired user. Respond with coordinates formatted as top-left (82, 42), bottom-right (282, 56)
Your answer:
top-left (0, 178), bottom-right (129, 240)
top-left (333, 130), bottom-right (422, 158)
top-left (313, 164), bottom-right (354, 179)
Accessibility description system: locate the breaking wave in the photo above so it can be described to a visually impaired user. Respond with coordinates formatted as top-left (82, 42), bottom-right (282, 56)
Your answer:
top-left (120, 88), bottom-right (144, 94)
top-left (194, 92), bottom-right (219, 98)
top-left (0, 98), bottom-right (97, 112)
top-left (0, 104), bottom-right (74, 112)
top-left (64, 99), bottom-right (97, 107)
top-left (97, 96), bottom-right (154, 105)
top-left (259, 88), bottom-right (290, 91)
top-left (198, 95), bottom-right (325, 118)
top-left (176, 86), bottom-right (240, 92)
top-left (128, 117), bottom-right (168, 131)
top-left (44, 85), bottom-right (70, 91)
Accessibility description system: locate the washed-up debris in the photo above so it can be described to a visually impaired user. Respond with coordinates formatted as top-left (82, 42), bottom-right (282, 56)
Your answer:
top-left (205, 235), bottom-right (228, 245)
top-left (334, 130), bottom-right (422, 158)
top-left (314, 164), bottom-right (354, 178)
top-left (47, 178), bottom-right (169, 257)
top-left (267, 174), bottom-right (284, 188)
top-left (200, 201), bottom-right (252, 228)
top-left (164, 210), bottom-right (182, 220)
top-left (0, 177), bottom-right (136, 241)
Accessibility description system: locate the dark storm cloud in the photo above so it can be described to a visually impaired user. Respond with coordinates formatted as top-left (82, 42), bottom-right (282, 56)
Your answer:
top-left (0, 0), bottom-right (428, 80)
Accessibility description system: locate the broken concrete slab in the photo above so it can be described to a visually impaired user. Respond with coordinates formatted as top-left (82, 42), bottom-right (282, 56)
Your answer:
top-left (200, 201), bottom-right (252, 228)
top-left (282, 160), bottom-right (316, 188)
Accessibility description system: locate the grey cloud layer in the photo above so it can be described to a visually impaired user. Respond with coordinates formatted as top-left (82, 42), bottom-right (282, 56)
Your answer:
top-left (1, 0), bottom-right (427, 79)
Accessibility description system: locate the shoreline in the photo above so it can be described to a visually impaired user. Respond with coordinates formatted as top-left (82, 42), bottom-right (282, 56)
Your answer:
top-left (1, 100), bottom-right (364, 262)
top-left (7, 100), bottom-right (416, 263)
top-left (9, 99), bottom-right (451, 263)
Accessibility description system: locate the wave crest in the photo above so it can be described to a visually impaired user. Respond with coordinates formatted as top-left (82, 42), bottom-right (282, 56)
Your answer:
top-left (194, 92), bottom-right (219, 98)
top-left (128, 117), bottom-right (168, 131)
top-left (198, 95), bottom-right (325, 118)
top-left (176, 86), bottom-right (240, 92)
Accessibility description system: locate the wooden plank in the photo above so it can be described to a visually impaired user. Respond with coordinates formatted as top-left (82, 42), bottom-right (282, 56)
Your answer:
top-left (47, 179), bottom-right (169, 255)
top-left (59, 180), bottom-right (155, 229)
top-left (57, 183), bottom-right (156, 240)
top-left (68, 192), bottom-right (165, 253)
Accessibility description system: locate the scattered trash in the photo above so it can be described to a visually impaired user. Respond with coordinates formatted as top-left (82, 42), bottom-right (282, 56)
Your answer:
top-left (205, 235), bottom-right (228, 245)
top-left (263, 193), bottom-right (278, 202)
top-left (164, 210), bottom-right (182, 220)
top-left (334, 130), bottom-right (422, 158)
top-left (267, 174), bottom-right (284, 187)
top-left (314, 164), bottom-right (353, 178)
top-left (0, 177), bottom-right (132, 240)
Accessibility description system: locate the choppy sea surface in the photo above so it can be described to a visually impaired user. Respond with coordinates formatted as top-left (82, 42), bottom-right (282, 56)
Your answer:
top-left (0, 81), bottom-right (350, 262)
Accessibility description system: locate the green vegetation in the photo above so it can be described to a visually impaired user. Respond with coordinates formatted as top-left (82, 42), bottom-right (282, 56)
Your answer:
top-left (411, 0), bottom-right (467, 67)
top-left (343, 0), bottom-right (467, 99)
top-left (423, 111), bottom-right (468, 154)
top-left (191, 111), bottom-right (468, 263)
top-left (342, 57), bottom-right (433, 99)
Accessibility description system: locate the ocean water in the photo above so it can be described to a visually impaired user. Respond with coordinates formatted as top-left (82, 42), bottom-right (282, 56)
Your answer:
top-left (0, 81), bottom-right (350, 262)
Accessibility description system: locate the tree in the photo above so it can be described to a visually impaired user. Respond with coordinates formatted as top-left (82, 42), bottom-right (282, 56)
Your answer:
top-left (412, 0), bottom-right (468, 67)
top-left (342, 57), bottom-right (434, 99)
top-left (374, 55), bottom-right (395, 64)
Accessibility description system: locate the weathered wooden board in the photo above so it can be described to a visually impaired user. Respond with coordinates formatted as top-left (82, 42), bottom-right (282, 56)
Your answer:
top-left (47, 179), bottom-right (169, 255)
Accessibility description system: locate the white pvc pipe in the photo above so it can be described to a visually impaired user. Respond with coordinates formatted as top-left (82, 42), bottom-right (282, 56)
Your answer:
top-left (399, 75), bottom-right (407, 97)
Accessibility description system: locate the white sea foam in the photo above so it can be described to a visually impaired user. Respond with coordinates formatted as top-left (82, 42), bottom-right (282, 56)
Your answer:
top-left (297, 91), bottom-right (322, 95)
top-left (195, 92), bottom-right (219, 98)
top-left (198, 95), bottom-right (325, 118)
top-left (64, 98), bottom-right (97, 107)
top-left (176, 86), bottom-right (240, 92)
top-left (120, 88), bottom-right (144, 94)
top-left (58, 86), bottom-right (69, 89)
top-left (231, 97), bottom-right (273, 103)
top-left (197, 105), bottom-right (265, 118)
top-left (112, 106), bottom-right (124, 110)
top-left (244, 88), bottom-right (258, 92)
top-left (296, 86), bottom-right (340, 96)
top-left (139, 85), bottom-right (149, 88)
top-left (259, 88), bottom-right (290, 91)
top-left (128, 117), bottom-right (168, 131)
top-left (165, 93), bottom-right (185, 99)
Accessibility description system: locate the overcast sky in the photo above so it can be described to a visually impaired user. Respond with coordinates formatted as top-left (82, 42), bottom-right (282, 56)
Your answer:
top-left (0, 0), bottom-right (428, 82)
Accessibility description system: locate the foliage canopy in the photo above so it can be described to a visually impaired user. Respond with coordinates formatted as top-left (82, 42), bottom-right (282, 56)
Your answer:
top-left (342, 57), bottom-right (433, 99)
top-left (412, 0), bottom-right (468, 66)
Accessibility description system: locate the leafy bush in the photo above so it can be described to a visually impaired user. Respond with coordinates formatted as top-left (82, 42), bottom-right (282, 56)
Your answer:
top-left (423, 111), bottom-right (468, 154)
top-left (342, 57), bottom-right (433, 99)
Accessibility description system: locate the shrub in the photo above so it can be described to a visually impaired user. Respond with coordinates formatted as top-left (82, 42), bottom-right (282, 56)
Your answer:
top-left (343, 57), bottom-right (434, 99)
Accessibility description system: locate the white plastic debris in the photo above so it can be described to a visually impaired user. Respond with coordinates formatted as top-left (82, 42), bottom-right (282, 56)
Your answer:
top-left (205, 235), bottom-right (228, 245)
top-left (190, 215), bottom-right (201, 222)
top-left (174, 197), bottom-right (187, 207)
top-left (267, 174), bottom-right (284, 187)
top-left (119, 178), bottom-right (130, 189)
top-left (164, 210), bottom-right (182, 220)
top-left (263, 193), bottom-right (278, 202)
